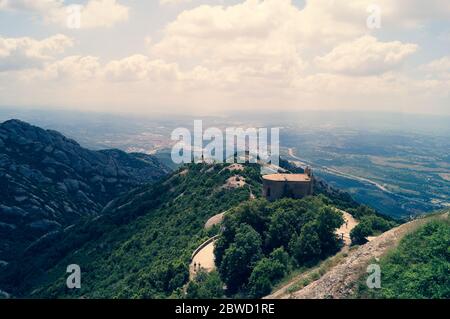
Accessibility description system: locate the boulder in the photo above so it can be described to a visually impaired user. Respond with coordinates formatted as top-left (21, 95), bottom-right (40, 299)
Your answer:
top-left (57, 182), bottom-right (68, 192)
top-left (44, 145), bottom-right (54, 153)
top-left (0, 222), bottom-right (16, 230)
top-left (0, 205), bottom-right (28, 217)
top-left (28, 219), bottom-right (61, 231)
top-left (64, 178), bottom-right (80, 192)
top-left (14, 196), bottom-right (27, 203)
top-left (53, 150), bottom-right (70, 164)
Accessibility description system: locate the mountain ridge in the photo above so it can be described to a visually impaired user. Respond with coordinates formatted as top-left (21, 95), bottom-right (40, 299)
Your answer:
top-left (0, 119), bottom-right (169, 263)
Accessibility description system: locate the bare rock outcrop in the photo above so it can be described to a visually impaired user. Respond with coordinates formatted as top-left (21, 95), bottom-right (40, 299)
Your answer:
top-left (0, 119), bottom-right (169, 263)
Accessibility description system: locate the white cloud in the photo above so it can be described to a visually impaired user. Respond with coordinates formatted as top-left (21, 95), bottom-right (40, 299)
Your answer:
top-left (22, 54), bottom-right (180, 83)
top-left (0, 0), bottom-right (129, 29)
top-left (159, 0), bottom-right (192, 5)
top-left (104, 55), bottom-right (180, 82)
top-left (0, 0), bottom-right (62, 12)
top-left (379, 0), bottom-right (450, 28)
top-left (0, 34), bottom-right (73, 71)
top-left (148, 0), bottom-right (425, 93)
top-left (301, 0), bottom-right (450, 29)
top-left (77, 0), bottom-right (129, 28)
top-left (419, 57), bottom-right (450, 99)
top-left (36, 55), bottom-right (101, 81)
top-left (151, 0), bottom-right (315, 89)
top-left (152, 0), bottom-right (364, 59)
top-left (423, 56), bottom-right (450, 75)
top-left (0, 0), bottom-right (449, 114)
top-left (315, 36), bottom-right (418, 76)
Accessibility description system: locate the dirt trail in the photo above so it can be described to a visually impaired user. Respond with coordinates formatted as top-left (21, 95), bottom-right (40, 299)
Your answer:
top-left (266, 211), bottom-right (358, 299)
top-left (336, 210), bottom-right (358, 245)
top-left (189, 240), bottom-right (217, 280)
top-left (269, 213), bottom-right (448, 299)
top-left (205, 212), bottom-right (226, 229)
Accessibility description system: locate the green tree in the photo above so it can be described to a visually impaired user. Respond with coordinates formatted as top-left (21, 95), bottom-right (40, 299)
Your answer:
top-left (289, 222), bottom-right (322, 264)
top-left (270, 247), bottom-right (290, 268)
top-left (186, 271), bottom-right (224, 299)
top-left (350, 221), bottom-right (373, 245)
top-left (266, 209), bottom-right (302, 250)
top-left (350, 215), bottom-right (396, 245)
top-left (248, 274), bottom-right (272, 298)
top-left (316, 207), bottom-right (344, 255)
top-left (349, 205), bottom-right (377, 219)
top-left (248, 255), bottom-right (287, 298)
top-left (219, 224), bottom-right (263, 293)
top-left (364, 215), bottom-right (394, 233)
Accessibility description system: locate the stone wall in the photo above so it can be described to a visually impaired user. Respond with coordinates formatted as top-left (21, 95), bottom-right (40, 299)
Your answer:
top-left (262, 177), bottom-right (313, 201)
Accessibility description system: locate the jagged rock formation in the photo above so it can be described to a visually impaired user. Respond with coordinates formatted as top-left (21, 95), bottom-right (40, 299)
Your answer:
top-left (0, 119), bottom-right (169, 262)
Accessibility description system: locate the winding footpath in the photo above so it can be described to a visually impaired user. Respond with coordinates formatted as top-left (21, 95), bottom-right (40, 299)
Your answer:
top-left (190, 238), bottom-right (218, 280)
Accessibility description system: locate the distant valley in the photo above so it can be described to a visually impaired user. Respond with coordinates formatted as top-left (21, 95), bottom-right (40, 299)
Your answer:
top-left (282, 128), bottom-right (450, 218)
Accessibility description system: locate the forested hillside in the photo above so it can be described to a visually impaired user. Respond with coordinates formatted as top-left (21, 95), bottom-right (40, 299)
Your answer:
top-left (0, 163), bottom-right (261, 297)
top-left (0, 158), bottom-right (398, 299)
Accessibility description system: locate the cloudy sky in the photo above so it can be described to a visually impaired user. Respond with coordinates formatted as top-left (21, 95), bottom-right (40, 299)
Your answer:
top-left (0, 0), bottom-right (449, 115)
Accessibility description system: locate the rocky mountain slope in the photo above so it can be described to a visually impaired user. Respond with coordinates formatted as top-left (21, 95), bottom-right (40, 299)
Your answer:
top-left (0, 119), bottom-right (169, 263)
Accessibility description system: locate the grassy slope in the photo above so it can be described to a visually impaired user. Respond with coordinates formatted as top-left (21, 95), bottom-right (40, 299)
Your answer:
top-left (355, 212), bottom-right (449, 299)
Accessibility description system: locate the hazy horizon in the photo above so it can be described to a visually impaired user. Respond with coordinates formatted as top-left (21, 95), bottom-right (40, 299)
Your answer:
top-left (1, 106), bottom-right (450, 137)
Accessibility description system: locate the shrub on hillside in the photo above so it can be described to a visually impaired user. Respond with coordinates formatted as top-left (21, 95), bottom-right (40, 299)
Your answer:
top-left (215, 197), bottom-right (344, 297)
top-left (186, 271), bottom-right (224, 299)
top-left (351, 215), bottom-right (397, 245)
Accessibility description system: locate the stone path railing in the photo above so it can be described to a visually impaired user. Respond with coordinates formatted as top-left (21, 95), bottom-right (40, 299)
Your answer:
top-left (191, 235), bottom-right (219, 260)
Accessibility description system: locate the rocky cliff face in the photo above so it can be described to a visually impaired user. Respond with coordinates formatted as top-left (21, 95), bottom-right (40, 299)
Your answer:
top-left (0, 119), bottom-right (169, 262)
